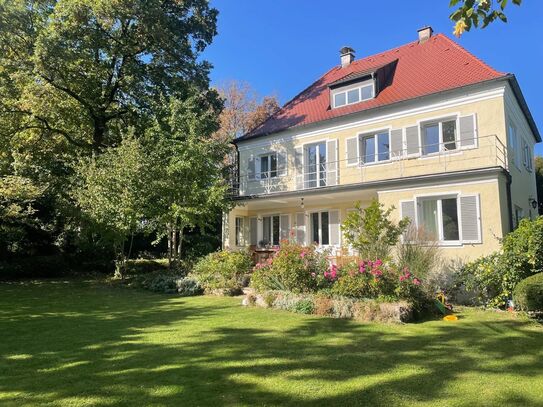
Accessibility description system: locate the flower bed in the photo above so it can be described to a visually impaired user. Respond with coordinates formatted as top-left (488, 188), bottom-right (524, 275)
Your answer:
top-left (243, 290), bottom-right (414, 323)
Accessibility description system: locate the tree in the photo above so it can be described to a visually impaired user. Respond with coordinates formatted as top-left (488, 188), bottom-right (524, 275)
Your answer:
top-left (0, 0), bottom-right (219, 152)
top-left (73, 132), bottom-right (149, 277)
top-left (450, 0), bottom-right (522, 37)
top-left (144, 93), bottom-right (233, 266)
top-left (214, 80), bottom-right (279, 141)
top-left (536, 156), bottom-right (543, 215)
top-left (341, 200), bottom-right (410, 261)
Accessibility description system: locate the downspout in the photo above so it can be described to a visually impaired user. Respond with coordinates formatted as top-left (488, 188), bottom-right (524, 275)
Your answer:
top-left (505, 172), bottom-right (514, 233)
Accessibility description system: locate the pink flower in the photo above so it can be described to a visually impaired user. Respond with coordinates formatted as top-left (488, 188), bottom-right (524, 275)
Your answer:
top-left (399, 275), bottom-right (406, 282)
top-left (300, 251), bottom-right (306, 259)
top-left (374, 259), bottom-right (383, 267)
top-left (413, 278), bottom-right (421, 286)
top-left (372, 270), bottom-right (383, 277)
top-left (359, 264), bottom-right (366, 273)
top-left (324, 271), bottom-right (329, 278)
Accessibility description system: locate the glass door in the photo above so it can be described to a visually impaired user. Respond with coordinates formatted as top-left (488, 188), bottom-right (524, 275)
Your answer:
top-left (305, 142), bottom-right (326, 188)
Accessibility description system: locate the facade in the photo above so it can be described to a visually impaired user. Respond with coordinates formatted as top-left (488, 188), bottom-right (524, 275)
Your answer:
top-left (223, 27), bottom-right (540, 262)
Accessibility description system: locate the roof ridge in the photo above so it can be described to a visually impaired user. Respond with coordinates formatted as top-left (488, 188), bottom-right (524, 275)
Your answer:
top-left (436, 33), bottom-right (507, 77)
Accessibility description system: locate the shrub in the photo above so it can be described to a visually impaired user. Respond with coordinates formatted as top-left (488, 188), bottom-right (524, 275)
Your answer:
top-left (191, 250), bottom-right (252, 293)
top-left (341, 199), bottom-right (409, 261)
top-left (175, 277), bottom-right (203, 297)
top-left (126, 258), bottom-right (170, 274)
top-left (250, 241), bottom-right (328, 293)
top-left (293, 299), bottom-right (315, 314)
top-left (396, 225), bottom-right (441, 280)
top-left (330, 260), bottom-right (395, 299)
top-left (513, 273), bottom-right (543, 312)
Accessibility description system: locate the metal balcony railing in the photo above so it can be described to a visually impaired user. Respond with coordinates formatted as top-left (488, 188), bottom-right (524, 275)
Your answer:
top-left (228, 134), bottom-right (508, 198)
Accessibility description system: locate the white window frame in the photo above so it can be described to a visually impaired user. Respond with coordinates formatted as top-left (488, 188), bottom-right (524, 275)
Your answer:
top-left (359, 130), bottom-right (391, 165)
top-left (309, 210), bottom-right (331, 246)
top-left (262, 214), bottom-right (281, 246)
top-left (235, 217), bottom-right (244, 247)
top-left (416, 194), bottom-right (461, 246)
top-left (508, 122), bottom-right (521, 170)
top-left (331, 80), bottom-right (375, 108)
top-left (259, 152), bottom-right (278, 179)
top-left (303, 141), bottom-right (327, 188)
top-left (420, 116), bottom-right (459, 156)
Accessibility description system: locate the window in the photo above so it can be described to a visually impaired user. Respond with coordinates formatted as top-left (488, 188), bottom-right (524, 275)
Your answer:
top-left (421, 119), bottom-right (457, 155)
top-left (360, 131), bottom-right (390, 164)
top-left (310, 211), bottom-right (330, 245)
top-left (514, 205), bottom-right (523, 229)
top-left (418, 196), bottom-right (460, 242)
top-left (508, 123), bottom-right (520, 169)
top-left (332, 81), bottom-right (374, 108)
top-left (523, 142), bottom-right (533, 171)
top-left (262, 215), bottom-right (280, 246)
top-left (260, 153), bottom-right (278, 179)
top-left (235, 217), bottom-right (244, 246)
top-left (305, 142), bottom-right (327, 188)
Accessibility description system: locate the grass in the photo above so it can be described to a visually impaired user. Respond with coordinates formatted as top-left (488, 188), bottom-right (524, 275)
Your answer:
top-left (0, 280), bottom-right (542, 406)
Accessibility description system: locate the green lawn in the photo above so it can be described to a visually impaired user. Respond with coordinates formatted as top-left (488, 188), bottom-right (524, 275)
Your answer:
top-left (1, 280), bottom-right (542, 407)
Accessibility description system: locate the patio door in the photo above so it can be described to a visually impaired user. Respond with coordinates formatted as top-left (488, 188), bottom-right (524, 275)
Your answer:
top-left (305, 142), bottom-right (326, 188)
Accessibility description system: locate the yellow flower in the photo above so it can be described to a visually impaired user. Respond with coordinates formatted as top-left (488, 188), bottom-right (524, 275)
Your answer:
top-left (453, 19), bottom-right (468, 38)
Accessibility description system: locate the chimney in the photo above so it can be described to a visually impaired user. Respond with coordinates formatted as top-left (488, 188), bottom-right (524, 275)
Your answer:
top-left (417, 26), bottom-right (433, 44)
top-left (340, 46), bottom-right (355, 68)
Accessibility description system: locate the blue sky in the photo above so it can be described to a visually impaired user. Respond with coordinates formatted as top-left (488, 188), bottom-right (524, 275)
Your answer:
top-left (205, 0), bottom-right (542, 155)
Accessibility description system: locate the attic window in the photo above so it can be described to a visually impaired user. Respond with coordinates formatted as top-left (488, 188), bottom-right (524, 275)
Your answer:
top-left (331, 79), bottom-right (374, 108)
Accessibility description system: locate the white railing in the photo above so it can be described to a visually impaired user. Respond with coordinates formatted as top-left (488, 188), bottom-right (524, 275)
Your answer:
top-left (229, 134), bottom-right (507, 197)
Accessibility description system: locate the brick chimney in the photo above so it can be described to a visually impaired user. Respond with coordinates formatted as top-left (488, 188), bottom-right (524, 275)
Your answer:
top-left (340, 46), bottom-right (355, 68)
top-left (418, 26), bottom-right (433, 44)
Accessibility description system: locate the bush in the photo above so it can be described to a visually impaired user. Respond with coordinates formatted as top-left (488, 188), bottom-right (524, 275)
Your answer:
top-left (330, 260), bottom-right (395, 299)
top-left (191, 250), bottom-right (252, 293)
top-left (126, 258), bottom-right (170, 274)
top-left (396, 226), bottom-right (441, 280)
top-left (513, 273), bottom-right (543, 312)
top-left (250, 241), bottom-right (328, 293)
top-left (293, 298), bottom-right (315, 314)
top-left (175, 277), bottom-right (203, 297)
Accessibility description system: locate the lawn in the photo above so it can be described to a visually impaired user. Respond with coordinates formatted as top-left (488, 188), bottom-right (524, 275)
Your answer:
top-left (0, 280), bottom-right (542, 407)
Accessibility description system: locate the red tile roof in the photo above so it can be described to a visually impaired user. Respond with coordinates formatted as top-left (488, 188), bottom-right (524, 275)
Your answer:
top-left (241, 34), bottom-right (506, 140)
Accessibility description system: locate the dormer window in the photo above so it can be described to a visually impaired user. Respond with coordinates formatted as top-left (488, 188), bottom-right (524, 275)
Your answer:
top-left (331, 79), bottom-right (374, 108)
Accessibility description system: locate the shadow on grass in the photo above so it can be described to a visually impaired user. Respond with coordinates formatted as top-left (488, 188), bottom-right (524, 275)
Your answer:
top-left (0, 280), bottom-right (542, 406)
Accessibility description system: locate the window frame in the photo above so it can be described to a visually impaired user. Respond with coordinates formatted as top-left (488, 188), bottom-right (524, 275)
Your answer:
top-left (235, 217), bottom-right (244, 247)
top-left (304, 141), bottom-right (327, 188)
top-left (508, 122), bottom-right (521, 170)
top-left (420, 117), bottom-right (458, 156)
top-left (358, 130), bottom-right (390, 165)
top-left (262, 214), bottom-right (281, 246)
top-left (416, 194), bottom-right (461, 245)
top-left (331, 80), bottom-right (375, 109)
top-left (310, 210), bottom-right (330, 246)
top-left (259, 152), bottom-right (278, 179)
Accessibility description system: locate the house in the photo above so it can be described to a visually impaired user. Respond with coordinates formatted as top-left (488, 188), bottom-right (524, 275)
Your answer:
top-left (223, 27), bottom-right (540, 261)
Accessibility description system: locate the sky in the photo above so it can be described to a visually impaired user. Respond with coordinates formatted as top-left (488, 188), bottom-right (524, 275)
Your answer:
top-left (204, 0), bottom-right (543, 155)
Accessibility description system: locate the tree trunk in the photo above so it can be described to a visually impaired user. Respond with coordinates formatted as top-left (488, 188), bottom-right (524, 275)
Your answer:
top-left (167, 223), bottom-right (173, 269)
top-left (172, 226), bottom-right (178, 268)
top-left (177, 228), bottom-right (184, 261)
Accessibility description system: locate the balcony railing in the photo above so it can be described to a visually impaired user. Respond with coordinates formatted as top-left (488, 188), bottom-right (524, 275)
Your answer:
top-left (229, 134), bottom-right (507, 197)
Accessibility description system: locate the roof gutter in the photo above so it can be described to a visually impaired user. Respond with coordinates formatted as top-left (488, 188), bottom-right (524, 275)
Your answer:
top-left (234, 75), bottom-right (541, 144)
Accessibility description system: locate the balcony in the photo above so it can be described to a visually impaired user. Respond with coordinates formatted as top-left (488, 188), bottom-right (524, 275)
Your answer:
top-left (229, 134), bottom-right (507, 198)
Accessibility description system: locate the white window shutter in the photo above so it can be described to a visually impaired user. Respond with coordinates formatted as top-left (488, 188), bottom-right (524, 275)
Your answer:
top-left (280, 214), bottom-right (290, 241)
top-left (460, 195), bottom-right (481, 243)
top-left (329, 210), bottom-right (340, 246)
top-left (295, 147), bottom-right (304, 190)
top-left (400, 200), bottom-right (416, 226)
top-left (390, 129), bottom-right (403, 159)
top-left (346, 137), bottom-right (359, 165)
top-left (277, 151), bottom-right (287, 176)
top-left (459, 114), bottom-right (477, 148)
top-left (405, 126), bottom-right (420, 156)
top-left (326, 139), bottom-right (338, 186)
top-left (248, 155), bottom-right (255, 180)
top-left (255, 156), bottom-right (261, 180)
top-left (296, 212), bottom-right (306, 245)
top-left (249, 217), bottom-right (258, 245)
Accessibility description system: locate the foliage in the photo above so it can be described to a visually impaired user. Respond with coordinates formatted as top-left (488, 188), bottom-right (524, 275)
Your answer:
top-left (0, 176), bottom-right (46, 258)
top-left (396, 226), bottom-right (442, 280)
top-left (72, 133), bottom-right (149, 277)
top-left (250, 241), bottom-right (329, 293)
top-left (341, 199), bottom-right (409, 261)
top-left (513, 273), bottom-right (543, 312)
top-left (138, 273), bottom-right (202, 296)
top-left (293, 299), bottom-right (315, 315)
top-left (0, 255), bottom-right (71, 280)
top-left (191, 250), bottom-right (252, 293)
top-left (125, 258), bottom-right (171, 275)
top-left (535, 156), bottom-right (543, 215)
top-left (450, 0), bottom-right (522, 37)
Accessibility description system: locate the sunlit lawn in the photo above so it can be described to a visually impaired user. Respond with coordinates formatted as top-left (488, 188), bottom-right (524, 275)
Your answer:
top-left (0, 280), bottom-right (542, 406)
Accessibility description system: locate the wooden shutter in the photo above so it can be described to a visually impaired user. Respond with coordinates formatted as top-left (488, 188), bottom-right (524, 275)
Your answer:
top-left (346, 137), bottom-right (359, 166)
top-left (296, 212), bottom-right (306, 245)
top-left (459, 114), bottom-right (477, 148)
top-left (390, 129), bottom-right (404, 159)
top-left (248, 155), bottom-right (255, 180)
top-left (329, 210), bottom-right (340, 246)
top-left (277, 151), bottom-right (287, 176)
top-left (460, 195), bottom-right (481, 243)
top-left (295, 147), bottom-right (304, 190)
top-left (280, 214), bottom-right (290, 241)
top-left (405, 126), bottom-right (420, 156)
top-left (326, 139), bottom-right (338, 186)
top-left (249, 217), bottom-right (257, 245)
